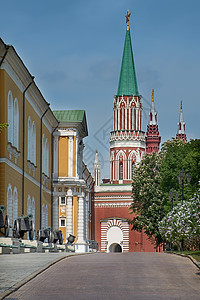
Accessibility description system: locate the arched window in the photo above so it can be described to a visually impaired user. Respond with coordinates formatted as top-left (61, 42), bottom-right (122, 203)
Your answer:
top-left (32, 197), bottom-right (35, 225)
top-left (121, 108), bottom-right (124, 130)
top-left (27, 195), bottom-right (32, 215)
top-left (32, 122), bottom-right (36, 165)
top-left (119, 162), bottom-right (123, 180)
top-left (8, 91), bottom-right (13, 144)
top-left (28, 117), bottom-right (32, 161)
top-left (45, 205), bottom-right (48, 227)
top-left (42, 134), bottom-right (46, 173)
top-left (42, 204), bottom-right (45, 229)
top-left (13, 187), bottom-right (18, 224)
top-left (7, 184), bottom-right (13, 236)
top-left (132, 162), bottom-right (135, 179)
top-left (13, 98), bottom-right (19, 149)
top-left (46, 138), bottom-right (49, 176)
top-left (131, 108), bottom-right (135, 130)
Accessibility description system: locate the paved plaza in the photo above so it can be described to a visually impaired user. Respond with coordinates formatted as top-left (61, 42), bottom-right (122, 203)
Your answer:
top-left (0, 252), bottom-right (87, 299)
top-left (2, 252), bottom-right (200, 300)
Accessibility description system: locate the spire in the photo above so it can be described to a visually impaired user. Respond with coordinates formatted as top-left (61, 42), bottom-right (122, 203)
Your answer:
top-left (117, 11), bottom-right (139, 96)
top-left (176, 100), bottom-right (187, 141)
top-left (146, 89), bottom-right (161, 153)
top-left (93, 150), bottom-right (101, 186)
top-left (149, 89), bottom-right (157, 126)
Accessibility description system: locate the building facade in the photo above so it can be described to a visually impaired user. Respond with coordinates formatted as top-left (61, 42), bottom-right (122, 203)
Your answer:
top-left (0, 38), bottom-right (58, 236)
top-left (52, 110), bottom-right (94, 252)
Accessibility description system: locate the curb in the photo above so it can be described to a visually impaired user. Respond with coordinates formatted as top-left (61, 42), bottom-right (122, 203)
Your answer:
top-left (167, 252), bottom-right (200, 270)
top-left (0, 252), bottom-right (93, 300)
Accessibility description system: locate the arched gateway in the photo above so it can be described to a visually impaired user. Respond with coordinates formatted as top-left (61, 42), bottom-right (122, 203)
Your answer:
top-left (100, 218), bottom-right (129, 252)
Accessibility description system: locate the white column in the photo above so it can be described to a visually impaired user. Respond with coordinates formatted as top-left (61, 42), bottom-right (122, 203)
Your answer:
top-left (68, 136), bottom-right (73, 177)
top-left (53, 196), bottom-right (59, 230)
top-left (76, 135), bottom-right (79, 177)
top-left (77, 193), bottom-right (85, 243)
top-left (66, 188), bottom-right (73, 240)
top-left (85, 193), bottom-right (89, 243)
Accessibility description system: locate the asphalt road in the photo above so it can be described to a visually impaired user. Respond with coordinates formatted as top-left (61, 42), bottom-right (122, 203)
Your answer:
top-left (7, 252), bottom-right (200, 300)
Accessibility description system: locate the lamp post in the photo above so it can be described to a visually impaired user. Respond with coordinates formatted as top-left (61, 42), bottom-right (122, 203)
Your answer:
top-left (177, 169), bottom-right (191, 251)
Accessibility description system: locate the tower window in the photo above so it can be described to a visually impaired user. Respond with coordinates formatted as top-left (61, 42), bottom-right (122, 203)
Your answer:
top-left (121, 108), bottom-right (124, 130)
top-left (132, 162), bottom-right (135, 178)
top-left (119, 162), bottom-right (123, 180)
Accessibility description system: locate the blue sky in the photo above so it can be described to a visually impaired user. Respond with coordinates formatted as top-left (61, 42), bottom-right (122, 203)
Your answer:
top-left (1, 0), bottom-right (200, 177)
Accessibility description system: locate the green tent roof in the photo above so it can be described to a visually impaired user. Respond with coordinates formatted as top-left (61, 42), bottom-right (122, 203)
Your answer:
top-left (53, 110), bottom-right (85, 123)
top-left (53, 110), bottom-right (88, 137)
top-left (117, 29), bottom-right (139, 96)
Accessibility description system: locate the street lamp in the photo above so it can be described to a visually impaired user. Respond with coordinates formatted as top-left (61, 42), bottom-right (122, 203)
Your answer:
top-left (177, 169), bottom-right (191, 251)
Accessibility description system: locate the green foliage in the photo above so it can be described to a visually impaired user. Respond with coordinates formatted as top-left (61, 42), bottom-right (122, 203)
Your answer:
top-left (130, 138), bottom-right (200, 248)
top-left (159, 192), bottom-right (200, 250)
top-left (130, 152), bottom-right (165, 246)
top-left (0, 123), bottom-right (8, 132)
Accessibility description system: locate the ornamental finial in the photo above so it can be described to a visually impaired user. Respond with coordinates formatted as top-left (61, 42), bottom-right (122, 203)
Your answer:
top-left (180, 100), bottom-right (182, 112)
top-left (126, 10), bottom-right (131, 31)
top-left (152, 89), bottom-right (154, 102)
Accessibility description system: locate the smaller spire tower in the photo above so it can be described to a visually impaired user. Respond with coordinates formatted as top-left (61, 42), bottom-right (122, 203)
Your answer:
top-left (176, 100), bottom-right (187, 141)
top-left (146, 89), bottom-right (161, 153)
top-left (93, 151), bottom-right (101, 187)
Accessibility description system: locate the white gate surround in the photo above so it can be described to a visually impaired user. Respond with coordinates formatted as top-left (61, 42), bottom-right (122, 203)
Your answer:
top-left (100, 218), bottom-right (129, 252)
top-left (107, 226), bottom-right (123, 252)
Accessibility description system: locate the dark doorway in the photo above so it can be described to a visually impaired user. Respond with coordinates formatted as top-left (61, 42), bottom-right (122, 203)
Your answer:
top-left (109, 243), bottom-right (122, 252)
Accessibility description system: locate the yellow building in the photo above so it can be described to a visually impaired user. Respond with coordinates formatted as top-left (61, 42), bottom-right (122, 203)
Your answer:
top-left (52, 110), bottom-right (94, 252)
top-left (0, 38), bottom-right (58, 237)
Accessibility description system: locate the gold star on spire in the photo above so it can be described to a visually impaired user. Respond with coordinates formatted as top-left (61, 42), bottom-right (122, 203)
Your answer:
top-left (180, 100), bottom-right (183, 112)
top-left (126, 10), bottom-right (131, 31)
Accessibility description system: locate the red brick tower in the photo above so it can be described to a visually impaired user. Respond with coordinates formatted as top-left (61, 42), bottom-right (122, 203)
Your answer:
top-left (176, 100), bottom-right (187, 141)
top-left (110, 12), bottom-right (145, 184)
top-left (145, 89), bottom-right (161, 153)
top-left (92, 12), bottom-right (156, 253)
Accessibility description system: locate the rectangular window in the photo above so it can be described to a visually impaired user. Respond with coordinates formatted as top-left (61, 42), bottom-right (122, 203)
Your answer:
top-left (60, 219), bottom-right (66, 227)
top-left (60, 197), bottom-right (66, 205)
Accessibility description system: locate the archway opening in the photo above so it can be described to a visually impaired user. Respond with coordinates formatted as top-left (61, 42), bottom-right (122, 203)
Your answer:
top-left (109, 243), bottom-right (122, 253)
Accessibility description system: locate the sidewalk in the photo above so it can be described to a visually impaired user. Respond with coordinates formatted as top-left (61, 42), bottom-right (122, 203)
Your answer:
top-left (0, 252), bottom-right (86, 299)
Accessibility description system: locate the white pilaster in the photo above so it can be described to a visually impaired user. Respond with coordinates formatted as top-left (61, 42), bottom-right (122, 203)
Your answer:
top-left (68, 136), bottom-right (73, 177)
top-left (85, 193), bottom-right (89, 243)
top-left (77, 193), bottom-right (85, 243)
top-left (66, 188), bottom-right (73, 241)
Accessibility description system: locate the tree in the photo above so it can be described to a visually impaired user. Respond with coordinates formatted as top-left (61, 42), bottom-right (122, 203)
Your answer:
top-left (159, 191), bottom-right (200, 250)
top-left (130, 152), bottom-right (165, 246)
top-left (160, 138), bottom-right (200, 206)
top-left (0, 123), bottom-right (8, 133)
top-left (130, 138), bottom-right (200, 248)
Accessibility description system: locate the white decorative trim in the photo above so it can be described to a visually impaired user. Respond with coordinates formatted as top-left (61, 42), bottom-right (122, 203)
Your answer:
top-left (94, 202), bottom-right (131, 208)
top-left (101, 219), bottom-right (129, 252)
